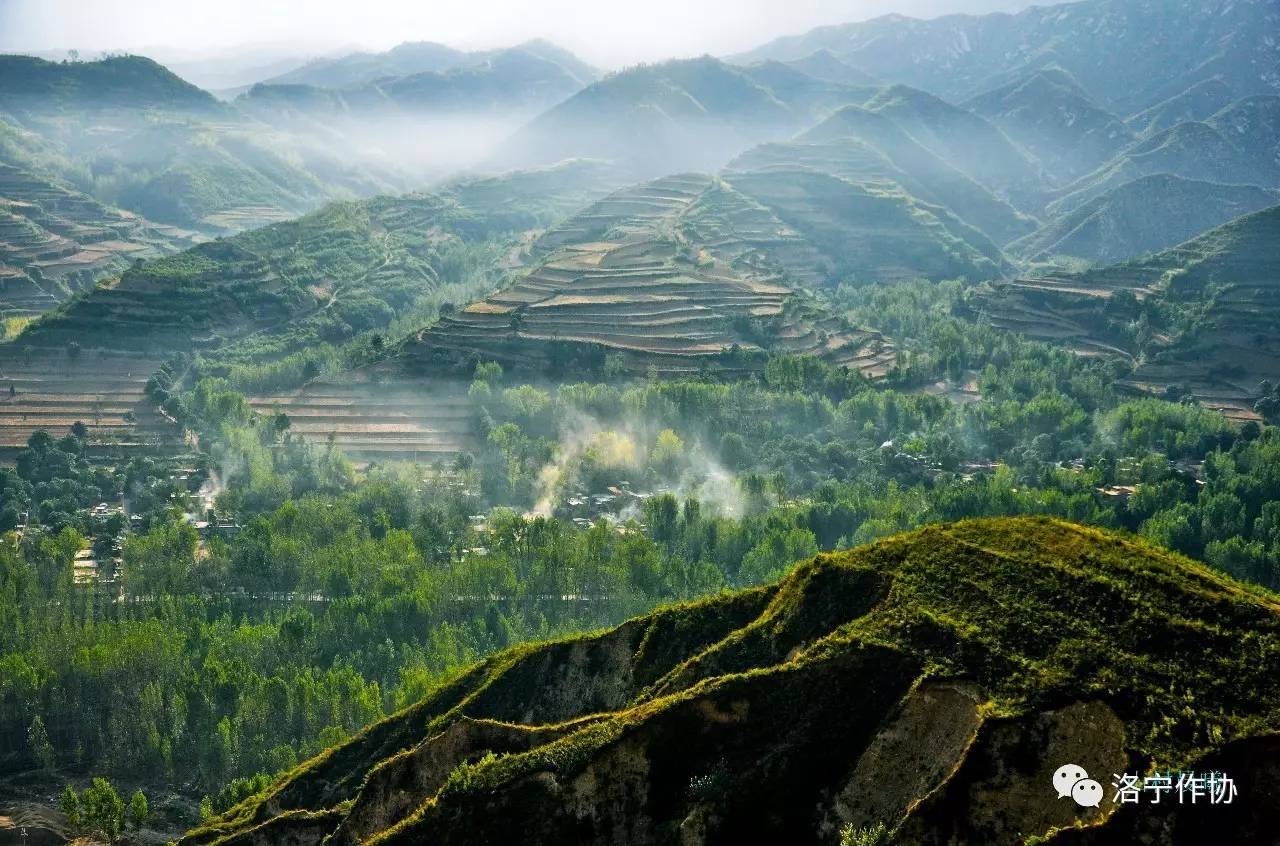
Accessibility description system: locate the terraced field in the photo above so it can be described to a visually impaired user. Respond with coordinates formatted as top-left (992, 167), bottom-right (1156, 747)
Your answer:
top-left (13, 164), bottom-right (620, 359)
top-left (198, 204), bottom-right (297, 235)
top-left (248, 374), bottom-right (474, 466)
top-left (414, 174), bottom-right (895, 377)
top-left (974, 204), bottom-right (1280, 419)
top-left (781, 104), bottom-right (1034, 247)
top-left (0, 163), bottom-right (201, 322)
top-left (0, 348), bottom-right (181, 462)
top-left (725, 168), bottom-right (1006, 282)
top-left (13, 193), bottom-right (474, 355)
top-left (0, 165), bottom-right (620, 468)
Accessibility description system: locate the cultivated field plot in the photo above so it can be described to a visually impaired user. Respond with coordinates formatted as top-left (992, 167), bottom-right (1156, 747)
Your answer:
top-left (418, 173), bottom-right (896, 377)
top-left (0, 162), bottom-right (201, 321)
top-left (198, 204), bottom-right (297, 234)
top-left (248, 376), bottom-right (474, 466)
top-left (0, 349), bottom-right (181, 461)
top-left (973, 206), bottom-right (1280, 417)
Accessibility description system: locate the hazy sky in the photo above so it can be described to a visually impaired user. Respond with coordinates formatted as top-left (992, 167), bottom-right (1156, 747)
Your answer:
top-left (0, 0), bottom-right (1031, 68)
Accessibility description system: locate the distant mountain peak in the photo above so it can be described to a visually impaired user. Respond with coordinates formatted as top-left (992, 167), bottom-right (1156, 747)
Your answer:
top-left (731, 0), bottom-right (1279, 116)
top-left (0, 53), bottom-right (222, 114)
top-left (260, 39), bottom-right (597, 90)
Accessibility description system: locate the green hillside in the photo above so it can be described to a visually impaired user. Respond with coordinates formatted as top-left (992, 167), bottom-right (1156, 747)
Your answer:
top-left (976, 204), bottom-right (1280, 418)
top-left (1010, 174), bottom-right (1280, 265)
top-left (15, 163), bottom-right (615, 365)
top-left (964, 69), bottom-right (1135, 185)
top-left (16, 197), bottom-right (448, 355)
top-left (413, 173), bottom-right (896, 378)
top-left (787, 103), bottom-right (1036, 244)
top-left (861, 84), bottom-right (1047, 211)
top-left (0, 54), bottom-right (222, 116)
top-left (1048, 107), bottom-right (1280, 217)
top-left (181, 517), bottom-right (1280, 846)
top-left (415, 157), bottom-right (1013, 379)
top-left (491, 57), bottom-right (863, 177)
top-left (0, 161), bottom-right (201, 321)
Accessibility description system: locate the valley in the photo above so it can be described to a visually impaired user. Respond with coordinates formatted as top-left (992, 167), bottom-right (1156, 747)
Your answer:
top-left (246, 376), bottom-right (474, 467)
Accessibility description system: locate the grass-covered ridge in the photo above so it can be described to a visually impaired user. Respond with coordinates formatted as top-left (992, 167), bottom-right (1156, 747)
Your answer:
top-left (182, 517), bottom-right (1280, 845)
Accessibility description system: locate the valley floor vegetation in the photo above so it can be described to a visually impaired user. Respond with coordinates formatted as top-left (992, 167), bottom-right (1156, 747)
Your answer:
top-left (2, 280), bottom-right (1277, 821)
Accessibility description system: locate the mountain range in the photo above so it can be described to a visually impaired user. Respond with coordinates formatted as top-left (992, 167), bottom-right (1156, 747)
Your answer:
top-left (261, 39), bottom-right (597, 90)
top-left (732, 0), bottom-right (1279, 115)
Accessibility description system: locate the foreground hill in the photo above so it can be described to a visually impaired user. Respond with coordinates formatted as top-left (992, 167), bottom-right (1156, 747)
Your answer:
top-left (181, 517), bottom-right (1280, 845)
top-left (976, 203), bottom-right (1280, 418)
top-left (732, 0), bottom-right (1280, 116)
top-left (1009, 174), bottom-right (1280, 265)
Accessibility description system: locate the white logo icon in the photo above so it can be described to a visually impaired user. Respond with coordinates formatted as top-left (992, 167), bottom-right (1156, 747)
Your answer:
top-left (1053, 763), bottom-right (1089, 799)
top-left (1071, 778), bottom-right (1104, 808)
top-left (1054, 763), bottom-right (1103, 808)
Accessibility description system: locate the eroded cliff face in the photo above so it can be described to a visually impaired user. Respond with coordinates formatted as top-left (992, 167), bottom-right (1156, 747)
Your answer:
top-left (180, 519), bottom-right (1280, 846)
top-left (892, 699), bottom-right (1130, 844)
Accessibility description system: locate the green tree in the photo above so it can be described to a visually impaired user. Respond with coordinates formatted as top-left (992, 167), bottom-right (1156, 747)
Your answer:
top-left (127, 789), bottom-right (149, 831)
top-left (652, 429), bottom-right (685, 475)
top-left (841, 821), bottom-right (890, 846)
top-left (59, 785), bottom-right (81, 830)
top-left (27, 714), bottom-right (55, 771)
top-left (81, 777), bottom-right (125, 839)
top-left (740, 527), bottom-right (819, 585)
